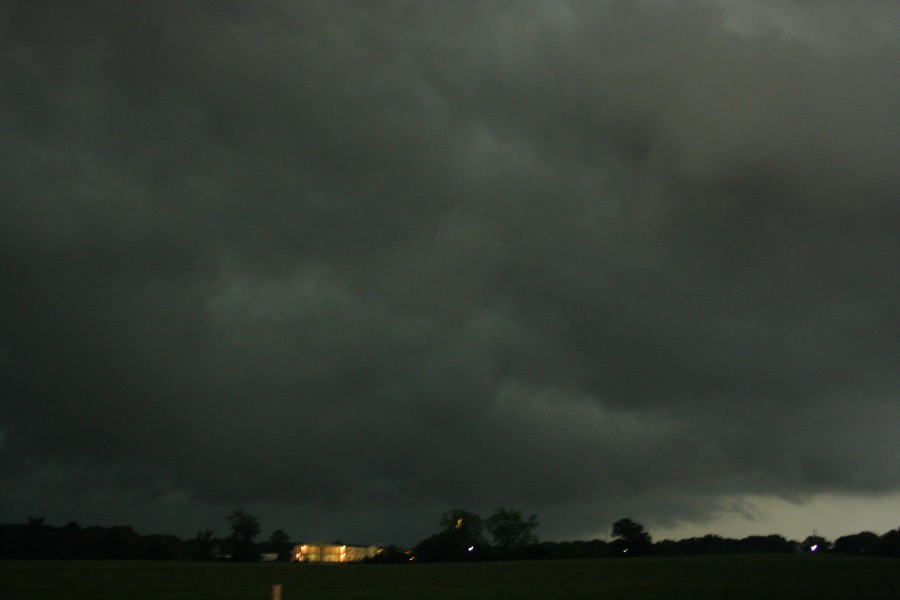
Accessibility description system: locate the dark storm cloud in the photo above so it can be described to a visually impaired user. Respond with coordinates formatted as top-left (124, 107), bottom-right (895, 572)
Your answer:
top-left (1, 1), bottom-right (897, 544)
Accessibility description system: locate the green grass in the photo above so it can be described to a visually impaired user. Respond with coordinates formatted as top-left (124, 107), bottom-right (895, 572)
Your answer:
top-left (1, 555), bottom-right (898, 600)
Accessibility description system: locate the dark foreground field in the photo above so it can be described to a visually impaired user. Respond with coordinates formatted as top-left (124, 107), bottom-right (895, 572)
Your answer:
top-left (2, 555), bottom-right (898, 600)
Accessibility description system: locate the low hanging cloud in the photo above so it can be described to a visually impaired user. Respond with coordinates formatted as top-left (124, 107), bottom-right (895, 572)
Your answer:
top-left (1, 0), bottom-right (898, 545)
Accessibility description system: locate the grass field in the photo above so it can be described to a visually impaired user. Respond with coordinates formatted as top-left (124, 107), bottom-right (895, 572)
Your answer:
top-left (1, 555), bottom-right (898, 600)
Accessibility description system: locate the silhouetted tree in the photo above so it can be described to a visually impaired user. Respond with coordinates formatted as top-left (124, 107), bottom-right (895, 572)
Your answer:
top-left (21, 516), bottom-right (54, 558)
top-left (268, 529), bottom-right (292, 561)
top-left (654, 533), bottom-right (798, 557)
top-left (800, 535), bottom-right (830, 553)
top-left (738, 534), bottom-right (795, 554)
top-left (611, 518), bottom-right (652, 556)
top-left (833, 531), bottom-right (880, 555)
top-left (0, 518), bottom-right (196, 559)
top-left (58, 521), bottom-right (83, 559)
top-left (878, 528), bottom-right (900, 557)
top-left (485, 507), bottom-right (538, 559)
top-left (678, 534), bottom-right (737, 555)
top-left (414, 509), bottom-right (487, 561)
top-left (227, 510), bottom-right (260, 561)
top-left (104, 525), bottom-right (142, 559)
top-left (141, 534), bottom-right (186, 560)
top-left (190, 529), bottom-right (216, 560)
top-left (439, 509), bottom-right (486, 541)
top-left (653, 539), bottom-right (683, 556)
top-left (79, 526), bottom-right (107, 558)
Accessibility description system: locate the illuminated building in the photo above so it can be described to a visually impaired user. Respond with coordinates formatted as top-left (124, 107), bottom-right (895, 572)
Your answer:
top-left (292, 543), bottom-right (381, 563)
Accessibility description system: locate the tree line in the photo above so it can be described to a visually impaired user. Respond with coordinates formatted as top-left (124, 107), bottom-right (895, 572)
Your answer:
top-left (410, 507), bottom-right (539, 561)
top-left (409, 513), bottom-right (900, 561)
top-left (1, 511), bottom-right (897, 561)
top-left (0, 512), bottom-right (290, 561)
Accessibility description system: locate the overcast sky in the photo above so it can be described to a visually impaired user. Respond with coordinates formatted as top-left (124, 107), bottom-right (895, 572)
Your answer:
top-left (1, 1), bottom-right (898, 548)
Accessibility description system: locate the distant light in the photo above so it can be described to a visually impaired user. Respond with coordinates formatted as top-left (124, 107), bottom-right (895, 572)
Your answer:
top-left (468, 546), bottom-right (475, 552)
top-left (623, 548), bottom-right (628, 554)
top-left (457, 518), bottom-right (463, 529)
top-left (810, 544), bottom-right (818, 552)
